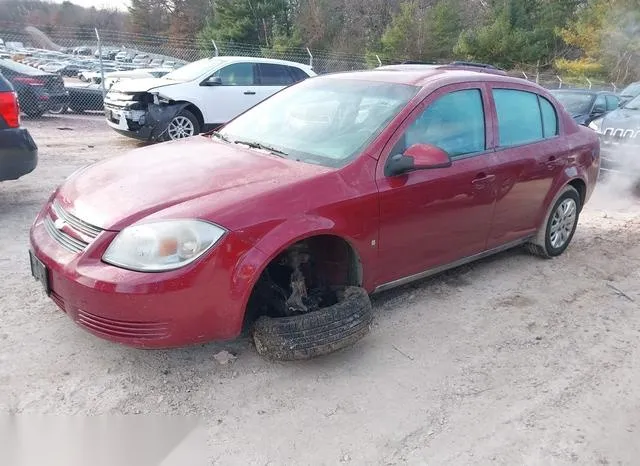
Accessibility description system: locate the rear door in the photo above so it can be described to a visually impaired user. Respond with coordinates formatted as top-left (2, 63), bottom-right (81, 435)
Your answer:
top-left (486, 86), bottom-right (567, 248)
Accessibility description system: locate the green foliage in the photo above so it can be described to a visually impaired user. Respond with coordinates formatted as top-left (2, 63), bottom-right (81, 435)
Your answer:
top-left (377, 0), bottom-right (463, 62)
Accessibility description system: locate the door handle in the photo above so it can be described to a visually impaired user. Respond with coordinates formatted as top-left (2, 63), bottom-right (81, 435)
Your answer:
top-left (244, 91), bottom-right (256, 95)
top-left (471, 173), bottom-right (496, 189)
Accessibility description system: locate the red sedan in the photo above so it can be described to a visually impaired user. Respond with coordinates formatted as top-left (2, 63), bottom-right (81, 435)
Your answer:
top-left (29, 63), bottom-right (600, 357)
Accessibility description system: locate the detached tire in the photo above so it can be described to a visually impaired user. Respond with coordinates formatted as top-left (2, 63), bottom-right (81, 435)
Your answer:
top-left (252, 286), bottom-right (373, 361)
top-left (526, 185), bottom-right (581, 258)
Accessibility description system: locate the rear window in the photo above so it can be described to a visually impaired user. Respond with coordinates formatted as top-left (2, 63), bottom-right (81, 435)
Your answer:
top-left (493, 89), bottom-right (558, 146)
top-left (289, 66), bottom-right (310, 82)
top-left (258, 63), bottom-right (294, 86)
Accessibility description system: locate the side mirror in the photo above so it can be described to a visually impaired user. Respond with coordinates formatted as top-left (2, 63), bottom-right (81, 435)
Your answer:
top-left (201, 76), bottom-right (222, 86)
top-left (385, 143), bottom-right (452, 177)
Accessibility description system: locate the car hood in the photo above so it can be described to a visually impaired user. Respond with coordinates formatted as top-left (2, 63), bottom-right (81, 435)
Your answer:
top-left (600, 107), bottom-right (640, 131)
top-left (108, 77), bottom-right (180, 93)
top-left (57, 136), bottom-right (331, 231)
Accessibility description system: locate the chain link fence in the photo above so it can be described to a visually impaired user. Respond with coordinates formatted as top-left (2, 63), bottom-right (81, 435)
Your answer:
top-left (0, 23), bottom-right (624, 120)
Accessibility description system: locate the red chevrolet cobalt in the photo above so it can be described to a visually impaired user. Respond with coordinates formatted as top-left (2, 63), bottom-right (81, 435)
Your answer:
top-left (29, 63), bottom-right (600, 358)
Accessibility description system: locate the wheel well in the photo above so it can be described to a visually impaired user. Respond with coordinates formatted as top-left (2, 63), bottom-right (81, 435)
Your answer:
top-left (243, 235), bottom-right (363, 330)
top-left (568, 179), bottom-right (586, 209)
top-left (180, 102), bottom-right (204, 129)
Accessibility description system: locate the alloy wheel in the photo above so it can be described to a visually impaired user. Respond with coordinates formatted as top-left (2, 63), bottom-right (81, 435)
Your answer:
top-left (167, 116), bottom-right (195, 140)
top-left (549, 198), bottom-right (577, 249)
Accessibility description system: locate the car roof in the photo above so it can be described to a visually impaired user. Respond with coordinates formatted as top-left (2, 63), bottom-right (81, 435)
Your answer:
top-left (550, 88), bottom-right (614, 95)
top-left (321, 66), bottom-right (534, 89)
top-left (218, 56), bottom-right (314, 70)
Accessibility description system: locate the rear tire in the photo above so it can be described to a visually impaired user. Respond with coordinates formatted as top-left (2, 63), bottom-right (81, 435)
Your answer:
top-left (526, 185), bottom-right (581, 258)
top-left (48, 103), bottom-right (67, 114)
top-left (252, 286), bottom-right (373, 361)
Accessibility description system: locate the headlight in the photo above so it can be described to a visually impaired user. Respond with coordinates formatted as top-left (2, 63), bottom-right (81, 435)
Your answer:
top-left (102, 219), bottom-right (226, 272)
top-left (589, 118), bottom-right (603, 132)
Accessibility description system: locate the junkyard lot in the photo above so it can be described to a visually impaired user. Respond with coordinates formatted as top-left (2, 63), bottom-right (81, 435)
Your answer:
top-left (1, 115), bottom-right (640, 465)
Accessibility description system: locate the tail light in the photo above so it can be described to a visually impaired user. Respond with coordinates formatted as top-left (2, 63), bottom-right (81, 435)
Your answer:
top-left (13, 76), bottom-right (45, 86)
top-left (0, 90), bottom-right (20, 128)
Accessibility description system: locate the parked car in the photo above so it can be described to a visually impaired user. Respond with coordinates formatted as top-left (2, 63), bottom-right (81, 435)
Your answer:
top-left (29, 64), bottom-right (599, 359)
top-left (0, 73), bottom-right (37, 181)
top-left (0, 59), bottom-right (68, 117)
top-left (49, 82), bottom-right (104, 114)
top-left (103, 56), bottom-right (316, 142)
top-left (588, 93), bottom-right (640, 175)
top-left (550, 89), bottom-right (620, 126)
top-left (618, 81), bottom-right (640, 106)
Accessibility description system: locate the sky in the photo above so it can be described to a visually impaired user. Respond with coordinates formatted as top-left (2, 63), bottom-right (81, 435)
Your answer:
top-left (49, 0), bottom-right (131, 11)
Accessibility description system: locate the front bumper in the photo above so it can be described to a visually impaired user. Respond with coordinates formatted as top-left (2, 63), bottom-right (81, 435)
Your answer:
top-left (0, 127), bottom-right (38, 181)
top-left (29, 200), bottom-right (262, 348)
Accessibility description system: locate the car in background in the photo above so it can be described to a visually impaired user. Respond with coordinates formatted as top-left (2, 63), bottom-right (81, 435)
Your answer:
top-left (0, 72), bottom-right (37, 181)
top-left (588, 93), bottom-right (640, 174)
top-left (50, 82), bottom-right (105, 114)
top-left (132, 54), bottom-right (151, 67)
top-left (30, 64), bottom-right (598, 357)
top-left (103, 56), bottom-right (316, 141)
top-left (550, 89), bottom-right (620, 126)
top-left (618, 81), bottom-right (640, 106)
top-left (0, 59), bottom-right (68, 117)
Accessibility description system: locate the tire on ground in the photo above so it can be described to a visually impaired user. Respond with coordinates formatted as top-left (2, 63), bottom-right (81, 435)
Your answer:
top-left (252, 286), bottom-right (374, 361)
top-left (526, 185), bottom-right (581, 258)
top-left (162, 109), bottom-right (201, 141)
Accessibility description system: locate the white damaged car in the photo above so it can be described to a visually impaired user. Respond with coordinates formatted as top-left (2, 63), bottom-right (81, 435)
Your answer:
top-left (103, 56), bottom-right (316, 142)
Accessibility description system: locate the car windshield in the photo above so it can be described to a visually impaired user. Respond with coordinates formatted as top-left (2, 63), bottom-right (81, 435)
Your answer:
top-left (620, 82), bottom-right (640, 98)
top-left (218, 78), bottom-right (419, 168)
top-left (162, 57), bottom-right (227, 81)
top-left (551, 91), bottom-right (594, 115)
top-left (623, 94), bottom-right (640, 110)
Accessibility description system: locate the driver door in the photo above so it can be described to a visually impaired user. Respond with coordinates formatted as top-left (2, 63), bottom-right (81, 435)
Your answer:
top-left (195, 62), bottom-right (261, 124)
top-left (375, 83), bottom-right (499, 285)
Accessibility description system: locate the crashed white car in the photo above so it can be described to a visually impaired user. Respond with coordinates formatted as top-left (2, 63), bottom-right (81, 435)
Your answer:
top-left (103, 56), bottom-right (316, 142)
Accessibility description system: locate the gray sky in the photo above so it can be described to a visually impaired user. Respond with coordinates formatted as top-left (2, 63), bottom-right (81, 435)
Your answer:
top-left (49, 0), bottom-right (131, 11)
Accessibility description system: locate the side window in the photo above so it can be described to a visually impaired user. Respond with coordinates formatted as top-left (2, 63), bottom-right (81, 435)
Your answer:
top-left (213, 63), bottom-right (255, 86)
top-left (593, 94), bottom-right (607, 113)
top-left (493, 89), bottom-right (543, 146)
top-left (539, 96), bottom-right (558, 138)
top-left (258, 63), bottom-right (294, 86)
top-left (606, 95), bottom-right (619, 111)
top-left (288, 66), bottom-right (309, 83)
top-left (399, 89), bottom-right (485, 158)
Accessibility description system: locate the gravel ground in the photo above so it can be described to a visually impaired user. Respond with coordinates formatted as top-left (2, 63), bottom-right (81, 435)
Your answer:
top-left (2, 115), bottom-right (640, 465)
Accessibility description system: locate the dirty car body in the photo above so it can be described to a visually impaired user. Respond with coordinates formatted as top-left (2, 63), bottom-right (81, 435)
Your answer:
top-left (103, 56), bottom-right (316, 142)
top-left (30, 66), bottom-right (599, 349)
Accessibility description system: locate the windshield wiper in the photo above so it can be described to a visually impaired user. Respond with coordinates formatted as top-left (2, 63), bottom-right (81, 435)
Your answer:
top-left (211, 131), bottom-right (230, 142)
top-left (233, 140), bottom-right (289, 158)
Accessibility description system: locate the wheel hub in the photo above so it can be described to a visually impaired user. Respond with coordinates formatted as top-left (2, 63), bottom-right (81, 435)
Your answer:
top-left (549, 198), bottom-right (577, 249)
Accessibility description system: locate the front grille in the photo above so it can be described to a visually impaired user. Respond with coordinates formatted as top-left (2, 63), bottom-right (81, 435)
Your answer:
top-left (51, 200), bottom-right (102, 239)
top-left (75, 310), bottom-right (170, 340)
top-left (600, 128), bottom-right (640, 146)
top-left (45, 201), bottom-right (104, 253)
top-left (44, 216), bottom-right (88, 253)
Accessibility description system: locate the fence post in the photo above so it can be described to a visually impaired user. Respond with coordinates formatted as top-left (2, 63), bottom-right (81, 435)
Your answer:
top-left (535, 60), bottom-right (540, 84)
top-left (211, 40), bottom-right (219, 57)
top-left (306, 47), bottom-right (313, 68)
top-left (611, 82), bottom-right (618, 92)
top-left (95, 28), bottom-right (106, 98)
top-left (375, 55), bottom-right (382, 67)
top-left (522, 71), bottom-right (528, 80)
top-left (586, 77), bottom-right (592, 89)
top-left (556, 75), bottom-right (563, 89)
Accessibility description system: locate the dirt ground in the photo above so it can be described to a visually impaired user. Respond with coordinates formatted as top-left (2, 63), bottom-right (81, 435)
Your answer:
top-left (2, 114), bottom-right (640, 465)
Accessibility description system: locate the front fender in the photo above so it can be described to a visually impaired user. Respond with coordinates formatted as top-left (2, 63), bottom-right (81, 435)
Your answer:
top-left (227, 215), bottom-right (374, 325)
